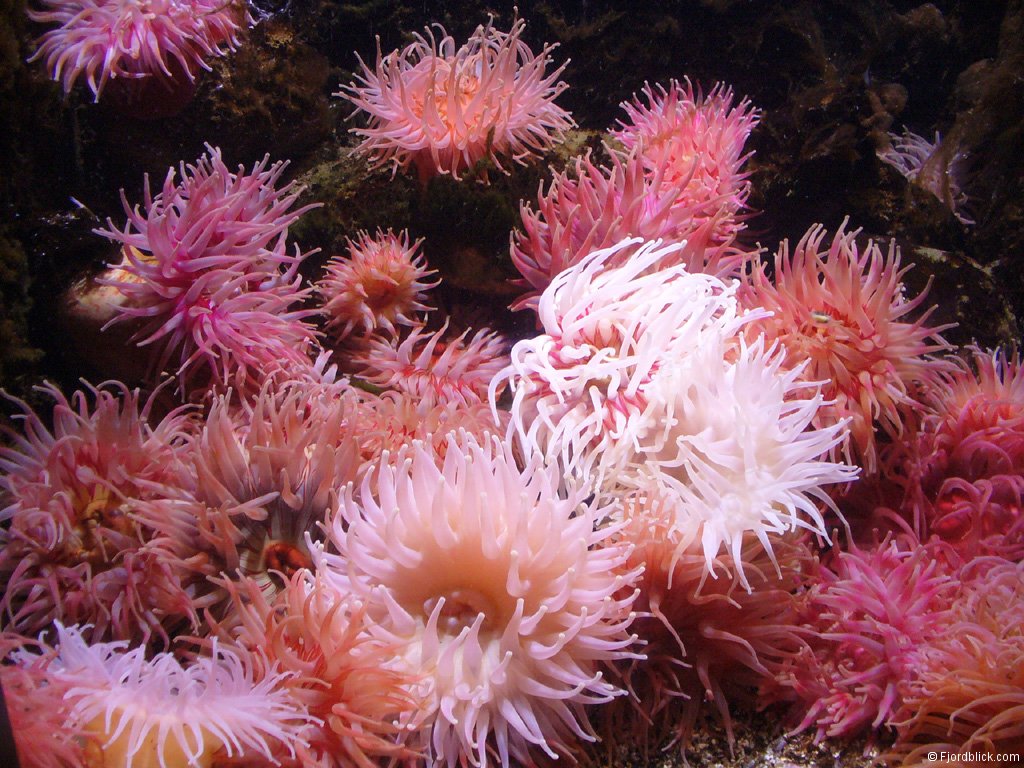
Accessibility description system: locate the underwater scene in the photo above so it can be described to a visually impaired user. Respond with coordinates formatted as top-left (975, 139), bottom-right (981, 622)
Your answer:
top-left (0, 1), bottom-right (1022, 766)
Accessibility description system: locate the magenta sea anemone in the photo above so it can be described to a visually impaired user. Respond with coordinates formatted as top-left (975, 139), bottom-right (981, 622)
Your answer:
top-left (0, 381), bottom-right (197, 644)
top-left (316, 228), bottom-right (438, 341)
top-left (355, 321), bottom-right (508, 407)
top-left (770, 533), bottom-right (957, 742)
top-left (95, 145), bottom-right (320, 393)
top-left (316, 432), bottom-right (642, 767)
top-left (741, 219), bottom-right (954, 475)
top-left (14, 622), bottom-right (309, 768)
top-left (339, 15), bottom-right (573, 184)
top-left (27, 0), bottom-right (251, 103)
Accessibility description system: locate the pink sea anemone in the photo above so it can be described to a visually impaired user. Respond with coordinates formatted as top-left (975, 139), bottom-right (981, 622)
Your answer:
top-left (616, 493), bottom-right (813, 750)
top-left (27, 0), bottom-right (251, 103)
top-left (316, 432), bottom-right (642, 767)
top-left (740, 219), bottom-right (954, 475)
top-left (214, 572), bottom-right (418, 767)
top-left (96, 145), bottom-right (320, 393)
top-left (355, 320), bottom-right (508, 407)
top-left (316, 228), bottom-right (437, 340)
top-left (888, 557), bottom-right (1024, 766)
top-left (0, 381), bottom-right (197, 644)
top-left (20, 622), bottom-right (309, 768)
top-left (612, 78), bottom-right (759, 245)
top-left (898, 346), bottom-right (1024, 559)
top-left (137, 380), bottom-right (364, 619)
top-left (770, 533), bottom-right (957, 742)
top-left (509, 147), bottom-right (748, 312)
top-left (339, 14), bottom-right (573, 184)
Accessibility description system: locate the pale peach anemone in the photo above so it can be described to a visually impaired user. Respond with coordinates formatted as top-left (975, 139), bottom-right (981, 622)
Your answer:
top-left (495, 237), bottom-right (762, 494)
top-left (136, 380), bottom-right (364, 621)
top-left (355, 320), bottom-right (508, 407)
top-left (612, 78), bottom-right (759, 245)
top-left (740, 219), bottom-right (954, 476)
top-left (211, 572), bottom-right (418, 768)
top-left (316, 228), bottom-right (438, 340)
top-left (15, 622), bottom-right (310, 768)
top-left (613, 491), bottom-right (814, 751)
top-left (0, 380), bottom-right (198, 644)
top-left (315, 432), bottom-right (642, 768)
top-left (510, 147), bottom-right (750, 312)
top-left (888, 558), bottom-right (1024, 766)
top-left (897, 346), bottom-right (1024, 560)
top-left (339, 15), bottom-right (573, 184)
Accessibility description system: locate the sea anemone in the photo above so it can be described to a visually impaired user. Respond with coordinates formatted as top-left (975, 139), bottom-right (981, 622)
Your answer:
top-left (509, 148), bottom-right (748, 312)
top-left (19, 622), bottom-right (309, 768)
top-left (612, 78), bottom-right (759, 245)
top-left (138, 380), bottom-right (364, 620)
top-left (214, 572), bottom-right (418, 767)
top-left (316, 432), bottom-right (642, 767)
top-left (615, 492), bottom-right (813, 750)
top-left (95, 144), bottom-right (320, 393)
top-left (355, 321), bottom-right (508, 407)
top-left (316, 228), bottom-right (438, 340)
top-left (895, 346), bottom-right (1024, 560)
top-left (339, 14), bottom-right (573, 184)
top-left (0, 381), bottom-right (197, 644)
top-left (771, 533), bottom-right (957, 742)
top-left (877, 129), bottom-right (973, 226)
top-left (740, 219), bottom-right (954, 475)
top-left (27, 0), bottom-right (251, 102)
top-left (497, 237), bottom-right (755, 490)
top-left (888, 557), bottom-right (1024, 766)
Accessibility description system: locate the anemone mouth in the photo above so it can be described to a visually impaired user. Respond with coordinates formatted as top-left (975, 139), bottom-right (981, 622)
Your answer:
top-left (424, 588), bottom-right (501, 634)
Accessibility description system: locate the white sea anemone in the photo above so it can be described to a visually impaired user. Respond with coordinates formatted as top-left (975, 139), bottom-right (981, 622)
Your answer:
top-left (493, 237), bottom-right (758, 489)
top-left (316, 432), bottom-right (641, 767)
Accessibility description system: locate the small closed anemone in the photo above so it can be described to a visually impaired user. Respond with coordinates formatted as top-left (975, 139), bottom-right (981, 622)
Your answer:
top-left (0, 381), bottom-right (197, 644)
top-left (888, 557), bottom-right (1024, 766)
top-left (27, 0), bottom-right (251, 104)
top-left (316, 431), bottom-right (642, 768)
top-left (316, 228), bottom-right (438, 341)
top-left (612, 78), bottom-right (759, 246)
top-left (21, 623), bottom-right (309, 768)
top-left (496, 237), bottom-right (757, 492)
top-left (213, 572), bottom-right (418, 767)
top-left (510, 148), bottom-right (749, 312)
top-left (898, 346), bottom-right (1024, 560)
top-left (355, 321), bottom-right (508, 407)
top-left (95, 145), bottom-right (320, 394)
top-left (140, 380), bottom-right (364, 620)
top-left (339, 14), bottom-right (573, 184)
top-left (741, 219), bottom-right (954, 475)
top-left (614, 491), bottom-right (813, 751)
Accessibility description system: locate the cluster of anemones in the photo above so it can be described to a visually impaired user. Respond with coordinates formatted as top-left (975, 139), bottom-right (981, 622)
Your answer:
top-left (339, 14), bottom-right (573, 184)
top-left (7, 8), bottom-right (1024, 765)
